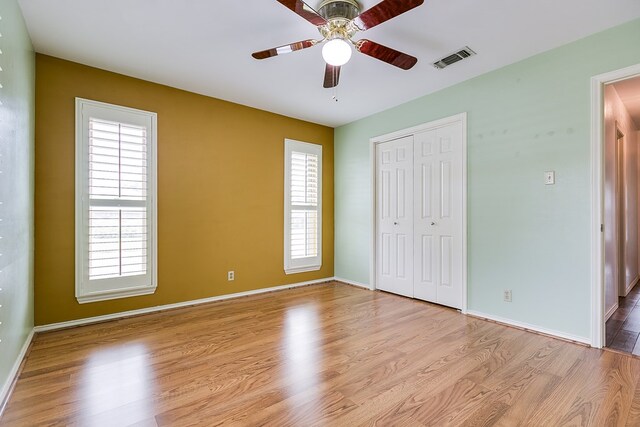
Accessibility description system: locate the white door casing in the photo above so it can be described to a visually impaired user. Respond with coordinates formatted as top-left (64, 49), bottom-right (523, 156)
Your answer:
top-left (590, 63), bottom-right (640, 348)
top-left (376, 135), bottom-right (414, 298)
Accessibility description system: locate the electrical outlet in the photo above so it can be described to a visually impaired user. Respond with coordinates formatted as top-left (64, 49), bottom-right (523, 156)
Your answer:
top-left (503, 290), bottom-right (512, 302)
top-left (227, 271), bottom-right (235, 281)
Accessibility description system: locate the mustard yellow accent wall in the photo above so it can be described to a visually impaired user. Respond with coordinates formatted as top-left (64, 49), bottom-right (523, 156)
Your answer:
top-left (34, 54), bottom-right (334, 325)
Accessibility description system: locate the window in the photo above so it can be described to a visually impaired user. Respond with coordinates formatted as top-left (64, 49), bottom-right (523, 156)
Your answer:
top-left (284, 139), bottom-right (322, 274)
top-left (75, 98), bottom-right (157, 303)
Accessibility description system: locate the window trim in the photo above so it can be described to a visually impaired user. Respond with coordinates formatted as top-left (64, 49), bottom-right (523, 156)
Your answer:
top-left (75, 98), bottom-right (158, 304)
top-left (284, 138), bottom-right (322, 274)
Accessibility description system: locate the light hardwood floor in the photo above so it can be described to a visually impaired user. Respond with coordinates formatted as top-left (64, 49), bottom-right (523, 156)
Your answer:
top-left (2, 282), bottom-right (640, 426)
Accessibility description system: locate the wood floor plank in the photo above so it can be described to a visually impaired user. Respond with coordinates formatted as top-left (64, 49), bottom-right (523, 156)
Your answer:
top-left (626, 370), bottom-right (640, 425)
top-left (2, 282), bottom-right (640, 426)
top-left (481, 369), bottom-right (561, 426)
top-left (568, 351), bottom-right (640, 426)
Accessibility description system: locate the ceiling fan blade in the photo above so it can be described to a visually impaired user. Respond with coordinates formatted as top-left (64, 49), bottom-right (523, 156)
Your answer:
top-left (323, 64), bottom-right (341, 88)
top-left (356, 39), bottom-right (417, 70)
top-left (353, 0), bottom-right (424, 31)
top-left (252, 39), bottom-right (318, 60)
top-left (277, 0), bottom-right (327, 26)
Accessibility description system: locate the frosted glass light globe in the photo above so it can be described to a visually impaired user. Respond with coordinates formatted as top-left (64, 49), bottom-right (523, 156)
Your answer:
top-left (322, 39), bottom-right (352, 66)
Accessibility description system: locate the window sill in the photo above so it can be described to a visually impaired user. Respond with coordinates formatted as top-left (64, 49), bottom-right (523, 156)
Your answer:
top-left (77, 286), bottom-right (157, 304)
top-left (284, 265), bottom-right (322, 275)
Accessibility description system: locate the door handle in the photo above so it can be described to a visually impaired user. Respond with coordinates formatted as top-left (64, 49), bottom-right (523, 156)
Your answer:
top-left (394, 222), bottom-right (399, 225)
top-left (431, 222), bottom-right (436, 226)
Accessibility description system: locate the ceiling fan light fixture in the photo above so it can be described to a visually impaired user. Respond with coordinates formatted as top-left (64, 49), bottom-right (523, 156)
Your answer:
top-left (253, 0), bottom-right (424, 87)
top-left (322, 38), bottom-right (352, 66)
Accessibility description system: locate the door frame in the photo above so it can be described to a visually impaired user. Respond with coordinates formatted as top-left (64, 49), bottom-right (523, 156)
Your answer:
top-left (369, 112), bottom-right (468, 313)
top-left (590, 64), bottom-right (640, 348)
top-left (615, 125), bottom-right (626, 298)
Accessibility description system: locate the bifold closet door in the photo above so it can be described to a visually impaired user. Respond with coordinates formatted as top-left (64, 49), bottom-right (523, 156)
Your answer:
top-left (413, 123), bottom-right (464, 309)
top-left (376, 136), bottom-right (414, 298)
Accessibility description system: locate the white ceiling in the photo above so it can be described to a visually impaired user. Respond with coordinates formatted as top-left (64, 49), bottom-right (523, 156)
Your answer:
top-left (613, 76), bottom-right (640, 129)
top-left (18, 0), bottom-right (640, 127)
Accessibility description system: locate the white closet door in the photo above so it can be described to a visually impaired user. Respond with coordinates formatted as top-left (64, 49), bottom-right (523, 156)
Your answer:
top-left (376, 136), bottom-right (414, 298)
top-left (413, 122), bottom-right (464, 309)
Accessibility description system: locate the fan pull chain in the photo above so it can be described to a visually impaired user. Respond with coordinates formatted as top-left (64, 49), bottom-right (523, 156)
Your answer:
top-left (332, 85), bottom-right (339, 102)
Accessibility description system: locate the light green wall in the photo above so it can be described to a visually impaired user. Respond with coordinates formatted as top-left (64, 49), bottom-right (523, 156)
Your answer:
top-left (0, 0), bottom-right (35, 401)
top-left (335, 18), bottom-right (640, 340)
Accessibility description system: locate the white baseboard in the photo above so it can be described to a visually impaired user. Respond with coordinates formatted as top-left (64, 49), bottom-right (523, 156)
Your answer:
top-left (605, 302), bottom-right (619, 321)
top-left (623, 276), bottom-right (640, 297)
top-left (0, 329), bottom-right (35, 417)
top-left (34, 277), bottom-right (334, 333)
top-left (466, 310), bottom-right (590, 345)
top-left (333, 277), bottom-right (372, 290)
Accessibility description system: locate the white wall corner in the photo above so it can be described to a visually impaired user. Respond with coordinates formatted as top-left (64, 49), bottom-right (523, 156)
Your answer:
top-left (0, 329), bottom-right (35, 417)
top-left (333, 277), bottom-right (373, 290)
top-left (605, 302), bottom-right (619, 321)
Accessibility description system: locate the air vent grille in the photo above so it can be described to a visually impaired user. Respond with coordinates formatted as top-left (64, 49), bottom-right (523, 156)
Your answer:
top-left (433, 47), bottom-right (476, 69)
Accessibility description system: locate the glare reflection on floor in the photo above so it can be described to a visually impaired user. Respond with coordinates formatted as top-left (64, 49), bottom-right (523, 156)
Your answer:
top-left (76, 342), bottom-right (155, 426)
top-left (283, 305), bottom-right (321, 405)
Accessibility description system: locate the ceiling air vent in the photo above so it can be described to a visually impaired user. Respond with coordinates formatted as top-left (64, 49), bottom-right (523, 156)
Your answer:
top-left (433, 47), bottom-right (476, 69)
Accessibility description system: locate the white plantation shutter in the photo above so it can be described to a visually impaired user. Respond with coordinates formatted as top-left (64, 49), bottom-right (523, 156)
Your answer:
top-left (76, 99), bottom-right (157, 303)
top-left (284, 139), bottom-right (322, 273)
top-left (290, 152), bottom-right (318, 259)
top-left (88, 119), bottom-right (148, 280)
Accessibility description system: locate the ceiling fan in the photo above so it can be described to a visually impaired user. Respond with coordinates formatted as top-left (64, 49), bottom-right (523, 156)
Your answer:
top-left (252, 0), bottom-right (424, 88)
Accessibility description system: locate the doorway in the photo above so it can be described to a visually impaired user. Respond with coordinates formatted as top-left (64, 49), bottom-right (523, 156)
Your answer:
top-left (592, 65), bottom-right (640, 350)
top-left (606, 123), bottom-right (640, 353)
top-left (371, 113), bottom-right (467, 311)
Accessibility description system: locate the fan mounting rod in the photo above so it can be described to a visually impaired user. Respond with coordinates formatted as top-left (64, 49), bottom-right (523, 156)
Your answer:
top-left (317, 0), bottom-right (361, 41)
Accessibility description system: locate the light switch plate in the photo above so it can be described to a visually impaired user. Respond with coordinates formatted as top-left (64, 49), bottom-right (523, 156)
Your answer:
top-left (544, 171), bottom-right (555, 185)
